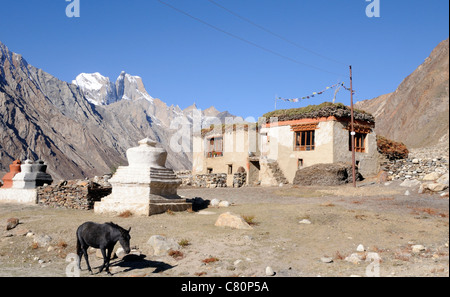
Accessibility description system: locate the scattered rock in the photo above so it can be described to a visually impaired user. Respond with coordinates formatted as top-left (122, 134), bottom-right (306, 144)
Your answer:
top-left (265, 266), bottom-right (276, 276)
top-left (210, 199), bottom-right (220, 207)
top-left (299, 219), bottom-right (312, 225)
top-left (6, 218), bottom-right (19, 231)
top-left (218, 200), bottom-right (231, 208)
top-left (214, 212), bottom-right (253, 230)
top-left (95, 249), bottom-right (104, 259)
top-left (146, 235), bottom-right (180, 256)
top-left (115, 247), bottom-right (127, 259)
top-left (321, 257), bottom-right (333, 263)
top-left (411, 245), bottom-right (426, 253)
top-left (404, 190), bottom-right (411, 196)
top-left (356, 244), bottom-right (365, 252)
top-left (33, 234), bottom-right (53, 247)
top-left (345, 253), bottom-right (363, 264)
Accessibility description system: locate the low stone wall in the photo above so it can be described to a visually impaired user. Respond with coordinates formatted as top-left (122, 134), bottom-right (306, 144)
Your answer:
top-left (193, 173), bottom-right (227, 188)
top-left (233, 172), bottom-right (247, 188)
top-left (37, 180), bottom-right (112, 210)
top-left (176, 170), bottom-right (194, 186)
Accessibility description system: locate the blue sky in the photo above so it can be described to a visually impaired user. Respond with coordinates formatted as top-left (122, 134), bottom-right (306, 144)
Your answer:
top-left (0, 0), bottom-right (448, 119)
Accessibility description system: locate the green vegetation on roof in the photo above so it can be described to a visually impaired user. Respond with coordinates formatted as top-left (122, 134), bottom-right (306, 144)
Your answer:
top-left (262, 102), bottom-right (375, 123)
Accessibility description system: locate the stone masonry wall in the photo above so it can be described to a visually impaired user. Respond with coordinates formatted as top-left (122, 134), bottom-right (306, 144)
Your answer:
top-left (37, 180), bottom-right (112, 210)
top-left (175, 171), bottom-right (228, 188)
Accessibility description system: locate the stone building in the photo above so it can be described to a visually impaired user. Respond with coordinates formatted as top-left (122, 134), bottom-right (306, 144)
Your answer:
top-left (192, 123), bottom-right (259, 187)
top-left (192, 103), bottom-right (380, 186)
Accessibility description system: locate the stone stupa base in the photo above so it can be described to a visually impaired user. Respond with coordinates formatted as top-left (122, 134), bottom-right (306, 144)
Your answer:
top-left (94, 183), bottom-right (192, 216)
top-left (94, 195), bottom-right (192, 216)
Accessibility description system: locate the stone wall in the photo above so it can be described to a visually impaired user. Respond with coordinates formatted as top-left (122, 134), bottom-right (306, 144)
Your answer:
top-left (233, 172), bottom-right (247, 188)
top-left (192, 173), bottom-right (227, 188)
top-left (37, 180), bottom-right (111, 210)
top-left (176, 171), bottom-right (228, 188)
top-left (380, 156), bottom-right (449, 181)
top-left (176, 170), bottom-right (194, 186)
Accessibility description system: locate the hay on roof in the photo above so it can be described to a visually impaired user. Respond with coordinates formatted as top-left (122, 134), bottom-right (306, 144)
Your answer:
top-left (262, 102), bottom-right (375, 124)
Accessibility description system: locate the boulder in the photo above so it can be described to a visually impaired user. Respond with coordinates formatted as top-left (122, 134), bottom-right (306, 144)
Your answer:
top-left (400, 179), bottom-right (421, 188)
top-left (437, 173), bottom-right (449, 186)
top-left (423, 172), bottom-right (441, 181)
top-left (6, 218), bottom-right (19, 231)
top-left (218, 200), bottom-right (231, 208)
top-left (146, 235), bottom-right (180, 256)
top-left (214, 212), bottom-right (253, 230)
top-left (210, 199), bottom-right (220, 207)
top-left (293, 162), bottom-right (363, 186)
top-left (427, 183), bottom-right (448, 192)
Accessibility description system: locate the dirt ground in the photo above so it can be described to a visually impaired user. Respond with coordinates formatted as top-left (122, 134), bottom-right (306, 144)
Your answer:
top-left (0, 180), bottom-right (448, 277)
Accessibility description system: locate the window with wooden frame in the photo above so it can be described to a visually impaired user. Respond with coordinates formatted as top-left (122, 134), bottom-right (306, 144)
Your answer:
top-left (294, 130), bottom-right (315, 151)
top-left (292, 123), bottom-right (318, 152)
top-left (349, 132), bottom-right (367, 153)
top-left (206, 137), bottom-right (223, 158)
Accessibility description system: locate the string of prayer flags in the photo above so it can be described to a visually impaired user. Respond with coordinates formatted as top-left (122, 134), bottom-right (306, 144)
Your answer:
top-left (277, 82), bottom-right (356, 103)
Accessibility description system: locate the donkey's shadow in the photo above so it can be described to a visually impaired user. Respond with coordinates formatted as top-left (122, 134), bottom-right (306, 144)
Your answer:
top-left (109, 254), bottom-right (176, 275)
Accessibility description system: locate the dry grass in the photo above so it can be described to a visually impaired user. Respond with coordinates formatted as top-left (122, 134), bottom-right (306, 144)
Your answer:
top-left (178, 239), bottom-right (191, 248)
top-left (202, 257), bottom-right (219, 264)
top-left (168, 250), bottom-right (184, 260)
top-left (56, 240), bottom-right (68, 249)
top-left (194, 271), bottom-right (207, 276)
top-left (242, 215), bottom-right (258, 226)
top-left (334, 251), bottom-right (345, 261)
top-left (118, 210), bottom-right (133, 218)
top-left (320, 202), bottom-right (335, 207)
top-left (410, 207), bottom-right (449, 218)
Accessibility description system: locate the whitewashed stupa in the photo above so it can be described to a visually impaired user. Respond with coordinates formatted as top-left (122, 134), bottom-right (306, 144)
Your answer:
top-left (94, 138), bottom-right (191, 216)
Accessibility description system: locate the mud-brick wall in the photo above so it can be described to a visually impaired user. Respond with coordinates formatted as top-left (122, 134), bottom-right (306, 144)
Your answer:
top-left (37, 180), bottom-right (112, 210)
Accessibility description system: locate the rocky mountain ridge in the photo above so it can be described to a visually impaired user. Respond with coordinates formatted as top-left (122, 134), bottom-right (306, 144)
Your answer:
top-left (356, 38), bottom-right (449, 150)
top-left (0, 41), bottom-right (236, 180)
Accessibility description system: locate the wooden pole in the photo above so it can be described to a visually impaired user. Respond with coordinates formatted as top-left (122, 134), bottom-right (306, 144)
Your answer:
top-left (349, 65), bottom-right (356, 188)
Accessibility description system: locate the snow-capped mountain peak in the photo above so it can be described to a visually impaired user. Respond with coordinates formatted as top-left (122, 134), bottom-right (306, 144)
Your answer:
top-left (115, 71), bottom-right (153, 103)
top-left (72, 71), bottom-right (153, 106)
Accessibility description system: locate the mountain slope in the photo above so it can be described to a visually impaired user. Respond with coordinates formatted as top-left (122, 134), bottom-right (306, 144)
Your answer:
top-left (0, 41), bottom-right (236, 180)
top-left (356, 38), bottom-right (449, 149)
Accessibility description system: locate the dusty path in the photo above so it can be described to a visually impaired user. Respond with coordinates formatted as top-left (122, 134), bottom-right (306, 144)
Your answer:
top-left (0, 181), bottom-right (448, 277)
